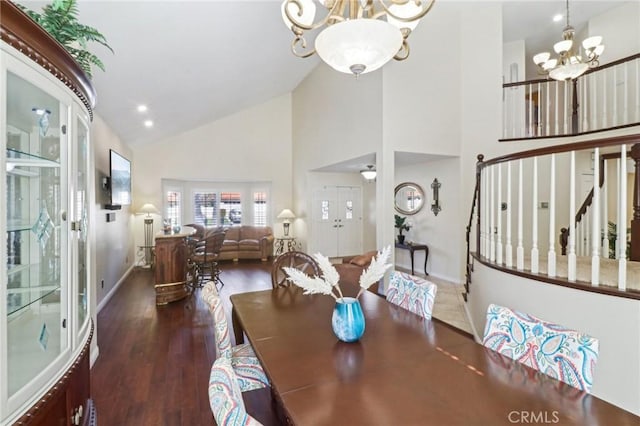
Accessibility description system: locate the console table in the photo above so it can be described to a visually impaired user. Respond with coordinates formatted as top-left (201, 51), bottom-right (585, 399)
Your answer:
top-left (395, 242), bottom-right (429, 276)
top-left (274, 236), bottom-right (299, 256)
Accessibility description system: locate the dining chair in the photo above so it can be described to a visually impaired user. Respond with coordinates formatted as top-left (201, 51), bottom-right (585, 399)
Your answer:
top-left (271, 251), bottom-right (321, 289)
top-left (209, 357), bottom-right (263, 426)
top-left (202, 282), bottom-right (269, 392)
top-left (482, 303), bottom-right (600, 392)
top-left (386, 271), bottom-right (438, 320)
top-left (192, 229), bottom-right (226, 288)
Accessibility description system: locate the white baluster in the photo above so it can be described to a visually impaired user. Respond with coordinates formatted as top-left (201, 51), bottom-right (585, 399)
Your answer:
top-left (531, 157), bottom-right (539, 274)
top-left (564, 81), bottom-right (569, 134)
top-left (636, 60), bottom-right (640, 122)
top-left (481, 167), bottom-right (486, 257)
top-left (602, 69), bottom-right (608, 128)
top-left (486, 167), bottom-right (491, 257)
top-left (619, 145), bottom-right (627, 290)
top-left (505, 161), bottom-right (513, 268)
top-left (616, 159), bottom-right (621, 259)
top-left (503, 87), bottom-right (508, 139)
top-left (538, 82), bottom-right (543, 136)
top-left (624, 63), bottom-right (629, 124)
top-left (548, 154), bottom-right (556, 277)
top-left (591, 148), bottom-right (600, 286)
top-left (591, 72), bottom-right (598, 131)
top-left (529, 84), bottom-right (534, 136)
top-left (497, 163), bottom-right (503, 265)
top-left (546, 82), bottom-right (550, 136)
top-left (602, 160), bottom-right (609, 259)
top-left (517, 159), bottom-right (524, 270)
top-left (568, 151), bottom-right (577, 281)
top-left (584, 209), bottom-right (590, 256)
top-left (582, 77), bottom-right (588, 132)
top-left (490, 166), bottom-right (496, 262)
top-left (612, 66), bottom-right (618, 126)
top-left (555, 81), bottom-right (559, 135)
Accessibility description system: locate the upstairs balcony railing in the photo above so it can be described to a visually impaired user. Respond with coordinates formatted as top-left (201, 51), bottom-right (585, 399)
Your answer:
top-left (502, 54), bottom-right (640, 141)
top-left (465, 134), bottom-right (640, 301)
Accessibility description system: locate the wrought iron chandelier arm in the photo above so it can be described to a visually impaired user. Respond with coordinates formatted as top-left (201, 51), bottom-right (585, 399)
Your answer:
top-left (283, 0), bottom-right (344, 32)
top-left (377, 0), bottom-right (436, 23)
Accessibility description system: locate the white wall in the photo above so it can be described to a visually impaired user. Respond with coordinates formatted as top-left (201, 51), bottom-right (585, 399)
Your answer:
top-left (292, 65), bottom-right (383, 248)
top-left (395, 157), bottom-right (462, 282)
top-left (131, 94), bottom-right (293, 249)
top-left (469, 261), bottom-right (640, 415)
top-left (588, 2), bottom-right (640, 65)
top-left (91, 115), bottom-right (134, 309)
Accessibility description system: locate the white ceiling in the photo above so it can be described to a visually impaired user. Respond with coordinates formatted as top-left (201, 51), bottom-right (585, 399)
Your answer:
top-left (19, 1), bottom-right (628, 167)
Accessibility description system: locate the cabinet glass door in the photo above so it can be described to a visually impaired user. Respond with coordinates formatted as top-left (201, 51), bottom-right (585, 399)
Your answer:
top-left (5, 71), bottom-right (68, 396)
top-left (74, 117), bottom-right (89, 333)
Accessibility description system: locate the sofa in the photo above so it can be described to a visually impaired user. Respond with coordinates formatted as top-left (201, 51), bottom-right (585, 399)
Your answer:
top-left (218, 226), bottom-right (274, 261)
top-left (334, 250), bottom-right (382, 296)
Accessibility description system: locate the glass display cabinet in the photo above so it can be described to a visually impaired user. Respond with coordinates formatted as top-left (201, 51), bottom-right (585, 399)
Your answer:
top-left (1, 3), bottom-right (96, 424)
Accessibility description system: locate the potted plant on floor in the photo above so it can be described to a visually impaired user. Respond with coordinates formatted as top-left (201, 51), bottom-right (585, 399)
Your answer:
top-left (395, 214), bottom-right (411, 244)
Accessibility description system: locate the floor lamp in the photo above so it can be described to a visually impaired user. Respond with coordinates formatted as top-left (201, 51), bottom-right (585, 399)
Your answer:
top-left (138, 203), bottom-right (159, 267)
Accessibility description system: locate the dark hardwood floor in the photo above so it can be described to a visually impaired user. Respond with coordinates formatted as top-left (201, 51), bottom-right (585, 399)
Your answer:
top-left (91, 260), bottom-right (279, 425)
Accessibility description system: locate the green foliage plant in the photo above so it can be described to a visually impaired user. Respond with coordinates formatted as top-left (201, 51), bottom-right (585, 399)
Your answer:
top-left (394, 214), bottom-right (411, 236)
top-left (16, 0), bottom-right (113, 78)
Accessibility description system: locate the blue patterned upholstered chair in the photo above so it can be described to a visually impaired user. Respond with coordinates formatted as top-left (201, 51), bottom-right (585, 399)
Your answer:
top-left (386, 271), bottom-right (438, 320)
top-left (209, 357), bottom-right (263, 426)
top-left (202, 282), bottom-right (270, 392)
top-left (482, 303), bottom-right (600, 393)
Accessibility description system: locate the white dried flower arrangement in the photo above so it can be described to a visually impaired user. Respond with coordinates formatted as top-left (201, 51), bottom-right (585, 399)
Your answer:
top-left (283, 246), bottom-right (392, 300)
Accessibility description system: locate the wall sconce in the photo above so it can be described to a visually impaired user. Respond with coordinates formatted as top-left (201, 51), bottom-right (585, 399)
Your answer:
top-left (431, 178), bottom-right (441, 216)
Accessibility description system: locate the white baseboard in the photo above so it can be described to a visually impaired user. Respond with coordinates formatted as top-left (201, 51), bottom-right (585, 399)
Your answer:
top-left (97, 265), bottom-right (134, 314)
top-left (462, 302), bottom-right (482, 343)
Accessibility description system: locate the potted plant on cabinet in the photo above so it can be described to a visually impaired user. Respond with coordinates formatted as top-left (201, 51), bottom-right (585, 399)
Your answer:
top-left (394, 214), bottom-right (411, 244)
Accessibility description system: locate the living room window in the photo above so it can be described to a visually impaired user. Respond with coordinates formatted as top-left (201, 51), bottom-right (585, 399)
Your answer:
top-left (163, 179), bottom-right (271, 227)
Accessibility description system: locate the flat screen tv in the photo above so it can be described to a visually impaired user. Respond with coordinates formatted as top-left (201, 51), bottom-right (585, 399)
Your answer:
top-left (108, 149), bottom-right (131, 207)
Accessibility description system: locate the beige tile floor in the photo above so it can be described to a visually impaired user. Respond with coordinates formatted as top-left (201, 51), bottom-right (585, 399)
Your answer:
top-left (395, 267), bottom-right (473, 335)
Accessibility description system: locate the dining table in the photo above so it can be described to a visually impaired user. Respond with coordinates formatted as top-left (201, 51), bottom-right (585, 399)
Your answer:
top-left (230, 287), bottom-right (639, 426)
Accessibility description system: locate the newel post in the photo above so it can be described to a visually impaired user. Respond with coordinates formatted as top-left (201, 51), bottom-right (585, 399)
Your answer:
top-left (630, 144), bottom-right (640, 261)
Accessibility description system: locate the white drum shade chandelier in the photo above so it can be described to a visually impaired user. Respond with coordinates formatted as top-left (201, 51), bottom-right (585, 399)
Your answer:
top-left (281, 0), bottom-right (435, 76)
top-left (532, 0), bottom-right (604, 81)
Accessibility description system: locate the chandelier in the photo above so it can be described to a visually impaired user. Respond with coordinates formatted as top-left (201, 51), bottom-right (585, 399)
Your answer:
top-left (281, 0), bottom-right (435, 76)
top-left (360, 165), bottom-right (377, 180)
top-left (532, 0), bottom-right (604, 81)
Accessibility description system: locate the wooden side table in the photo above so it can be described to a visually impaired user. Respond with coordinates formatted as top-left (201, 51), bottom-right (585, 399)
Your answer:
top-left (275, 236), bottom-right (299, 256)
top-left (395, 242), bottom-right (429, 276)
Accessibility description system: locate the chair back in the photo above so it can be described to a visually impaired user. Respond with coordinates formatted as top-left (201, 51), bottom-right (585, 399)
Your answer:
top-left (386, 271), bottom-right (437, 320)
top-left (482, 303), bottom-right (600, 392)
top-left (209, 357), bottom-right (263, 426)
top-left (202, 282), bottom-right (232, 359)
top-left (271, 251), bottom-right (321, 289)
top-left (194, 230), bottom-right (226, 262)
top-left (184, 223), bottom-right (205, 240)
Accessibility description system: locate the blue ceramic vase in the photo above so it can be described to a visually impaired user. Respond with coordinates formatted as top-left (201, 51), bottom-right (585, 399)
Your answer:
top-left (332, 297), bottom-right (365, 342)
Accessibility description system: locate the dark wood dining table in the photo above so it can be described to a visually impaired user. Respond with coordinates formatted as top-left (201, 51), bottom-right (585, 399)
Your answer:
top-left (230, 287), bottom-right (639, 426)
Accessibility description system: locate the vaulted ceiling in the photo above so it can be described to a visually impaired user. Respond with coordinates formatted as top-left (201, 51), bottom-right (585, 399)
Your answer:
top-left (18, 1), bottom-right (625, 148)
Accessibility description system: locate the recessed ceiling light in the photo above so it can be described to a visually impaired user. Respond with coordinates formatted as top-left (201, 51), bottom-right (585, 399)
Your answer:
top-left (137, 104), bottom-right (148, 113)
top-left (144, 120), bottom-right (153, 128)
top-left (553, 14), bottom-right (563, 22)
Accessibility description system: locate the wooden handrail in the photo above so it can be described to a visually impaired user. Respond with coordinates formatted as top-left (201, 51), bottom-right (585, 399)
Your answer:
top-left (464, 155), bottom-right (483, 300)
top-left (502, 53), bottom-right (640, 89)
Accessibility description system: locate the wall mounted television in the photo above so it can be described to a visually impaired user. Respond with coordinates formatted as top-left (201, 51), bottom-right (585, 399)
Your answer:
top-left (106, 149), bottom-right (131, 209)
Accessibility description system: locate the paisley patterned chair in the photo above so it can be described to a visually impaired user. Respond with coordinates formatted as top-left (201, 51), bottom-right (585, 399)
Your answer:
top-left (209, 357), bottom-right (263, 426)
top-left (386, 271), bottom-right (438, 320)
top-left (202, 282), bottom-right (270, 392)
top-left (482, 303), bottom-right (600, 393)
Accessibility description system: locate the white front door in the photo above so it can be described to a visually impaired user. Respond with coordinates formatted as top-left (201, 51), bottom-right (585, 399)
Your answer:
top-left (311, 186), bottom-right (362, 257)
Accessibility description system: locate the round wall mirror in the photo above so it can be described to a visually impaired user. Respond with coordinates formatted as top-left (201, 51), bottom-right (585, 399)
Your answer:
top-left (394, 182), bottom-right (425, 215)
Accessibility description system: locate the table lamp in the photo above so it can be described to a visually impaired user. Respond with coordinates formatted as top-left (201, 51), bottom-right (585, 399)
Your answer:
top-left (138, 203), bottom-right (160, 267)
top-left (277, 209), bottom-right (296, 236)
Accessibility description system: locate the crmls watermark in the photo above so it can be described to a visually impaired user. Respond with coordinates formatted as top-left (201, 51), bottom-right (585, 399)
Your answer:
top-left (508, 411), bottom-right (560, 424)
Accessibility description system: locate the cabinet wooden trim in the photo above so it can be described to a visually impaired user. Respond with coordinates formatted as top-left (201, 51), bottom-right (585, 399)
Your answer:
top-left (0, 0), bottom-right (96, 119)
top-left (13, 321), bottom-right (94, 425)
